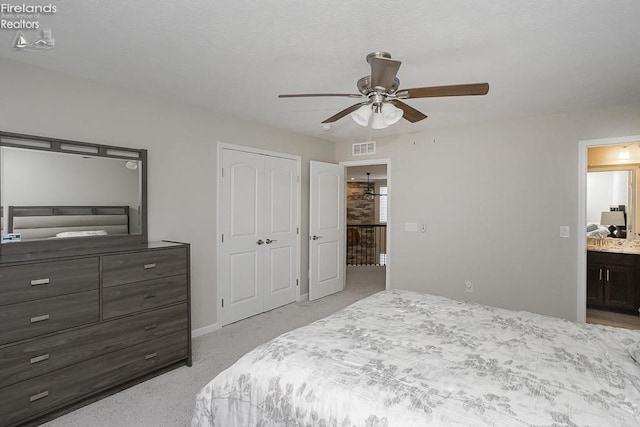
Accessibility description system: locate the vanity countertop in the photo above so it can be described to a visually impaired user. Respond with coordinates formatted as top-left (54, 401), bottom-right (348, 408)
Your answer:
top-left (587, 245), bottom-right (640, 255)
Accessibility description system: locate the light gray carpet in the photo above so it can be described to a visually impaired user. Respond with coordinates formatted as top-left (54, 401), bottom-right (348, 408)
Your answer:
top-left (42, 266), bottom-right (385, 427)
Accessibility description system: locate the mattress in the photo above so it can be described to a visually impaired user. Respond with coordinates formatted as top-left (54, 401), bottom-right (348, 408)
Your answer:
top-left (192, 289), bottom-right (640, 426)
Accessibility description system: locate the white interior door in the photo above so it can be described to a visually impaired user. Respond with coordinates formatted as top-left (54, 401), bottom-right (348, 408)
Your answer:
top-left (263, 155), bottom-right (299, 311)
top-left (309, 161), bottom-right (345, 301)
top-left (221, 148), bottom-right (300, 326)
top-left (221, 149), bottom-right (264, 325)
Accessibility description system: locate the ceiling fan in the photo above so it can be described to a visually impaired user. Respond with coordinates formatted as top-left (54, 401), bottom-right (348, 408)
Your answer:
top-left (278, 51), bottom-right (489, 129)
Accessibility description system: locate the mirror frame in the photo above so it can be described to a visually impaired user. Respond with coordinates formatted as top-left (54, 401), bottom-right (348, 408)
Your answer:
top-left (0, 131), bottom-right (147, 256)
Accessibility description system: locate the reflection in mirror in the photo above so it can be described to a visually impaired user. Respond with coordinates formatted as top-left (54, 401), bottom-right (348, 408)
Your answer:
top-left (1, 147), bottom-right (142, 243)
top-left (587, 170), bottom-right (632, 239)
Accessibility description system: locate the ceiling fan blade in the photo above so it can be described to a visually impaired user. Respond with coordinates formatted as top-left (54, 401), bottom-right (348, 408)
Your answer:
top-left (321, 103), bottom-right (365, 123)
top-left (400, 83), bottom-right (489, 99)
top-left (370, 57), bottom-right (401, 91)
top-left (278, 93), bottom-right (363, 98)
top-left (394, 101), bottom-right (428, 123)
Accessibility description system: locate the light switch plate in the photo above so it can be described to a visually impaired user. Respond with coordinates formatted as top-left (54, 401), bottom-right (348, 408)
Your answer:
top-left (405, 222), bottom-right (418, 232)
top-left (560, 226), bottom-right (570, 238)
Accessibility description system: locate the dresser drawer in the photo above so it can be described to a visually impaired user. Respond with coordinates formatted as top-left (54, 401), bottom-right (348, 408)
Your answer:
top-left (0, 291), bottom-right (99, 345)
top-left (103, 275), bottom-right (188, 319)
top-left (0, 303), bottom-right (188, 387)
top-left (0, 331), bottom-right (188, 426)
top-left (0, 258), bottom-right (99, 306)
top-left (102, 248), bottom-right (187, 287)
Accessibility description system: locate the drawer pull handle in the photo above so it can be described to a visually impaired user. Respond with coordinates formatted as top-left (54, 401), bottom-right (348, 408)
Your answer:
top-left (144, 324), bottom-right (158, 331)
top-left (29, 390), bottom-right (49, 402)
top-left (30, 354), bottom-right (50, 364)
top-left (30, 278), bottom-right (50, 286)
top-left (144, 263), bottom-right (157, 270)
top-left (30, 314), bottom-right (50, 323)
top-left (143, 294), bottom-right (157, 300)
top-left (145, 352), bottom-right (157, 360)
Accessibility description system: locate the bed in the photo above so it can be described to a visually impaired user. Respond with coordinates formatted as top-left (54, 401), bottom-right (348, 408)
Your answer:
top-left (6, 205), bottom-right (130, 240)
top-left (192, 289), bottom-right (640, 426)
top-left (587, 223), bottom-right (611, 238)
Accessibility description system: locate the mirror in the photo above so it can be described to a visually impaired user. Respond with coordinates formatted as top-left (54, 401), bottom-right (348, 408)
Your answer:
top-left (587, 143), bottom-right (640, 240)
top-left (587, 170), bottom-right (632, 238)
top-left (0, 131), bottom-right (146, 253)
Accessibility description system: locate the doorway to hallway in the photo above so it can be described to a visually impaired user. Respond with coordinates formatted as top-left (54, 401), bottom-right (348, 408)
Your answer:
top-left (342, 160), bottom-right (390, 291)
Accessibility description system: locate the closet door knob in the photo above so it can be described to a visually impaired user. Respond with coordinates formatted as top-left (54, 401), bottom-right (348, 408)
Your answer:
top-left (256, 239), bottom-right (264, 245)
top-left (311, 235), bottom-right (322, 240)
top-left (265, 239), bottom-right (277, 244)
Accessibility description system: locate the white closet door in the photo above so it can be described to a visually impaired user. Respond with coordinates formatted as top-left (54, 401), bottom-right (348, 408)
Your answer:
top-left (221, 149), bottom-right (265, 325)
top-left (263, 155), bottom-right (298, 311)
top-left (221, 148), bottom-right (299, 326)
top-left (309, 161), bottom-right (345, 301)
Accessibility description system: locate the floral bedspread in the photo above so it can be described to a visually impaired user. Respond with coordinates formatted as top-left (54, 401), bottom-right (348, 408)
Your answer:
top-left (192, 289), bottom-right (640, 426)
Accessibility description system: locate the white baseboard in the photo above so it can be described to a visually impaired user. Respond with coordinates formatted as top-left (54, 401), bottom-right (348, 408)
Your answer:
top-left (191, 322), bottom-right (220, 338)
top-left (299, 293), bottom-right (309, 301)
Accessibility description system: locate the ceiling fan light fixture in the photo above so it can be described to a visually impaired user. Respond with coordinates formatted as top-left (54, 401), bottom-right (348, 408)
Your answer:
top-left (371, 111), bottom-right (388, 129)
top-left (381, 103), bottom-right (403, 125)
top-left (351, 104), bottom-right (372, 127)
top-left (278, 52), bottom-right (490, 128)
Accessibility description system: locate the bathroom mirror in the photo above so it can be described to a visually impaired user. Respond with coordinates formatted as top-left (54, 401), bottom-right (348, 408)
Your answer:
top-left (586, 170), bottom-right (634, 239)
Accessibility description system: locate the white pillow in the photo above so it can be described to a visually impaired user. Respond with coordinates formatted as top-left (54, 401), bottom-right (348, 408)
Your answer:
top-left (56, 230), bottom-right (108, 238)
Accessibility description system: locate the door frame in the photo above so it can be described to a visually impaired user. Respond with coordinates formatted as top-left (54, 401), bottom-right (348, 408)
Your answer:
top-left (340, 158), bottom-right (391, 290)
top-left (577, 134), bottom-right (640, 322)
top-left (216, 142), bottom-right (301, 326)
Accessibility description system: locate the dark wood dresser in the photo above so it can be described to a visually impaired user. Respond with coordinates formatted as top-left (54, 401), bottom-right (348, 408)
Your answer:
top-left (0, 241), bottom-right (191, 426)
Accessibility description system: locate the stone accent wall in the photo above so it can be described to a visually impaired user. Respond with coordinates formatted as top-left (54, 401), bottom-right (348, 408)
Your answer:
top-left (347, 182), bottom-right (378, 265)
top-left (347, 182), bottom-right (374, 224)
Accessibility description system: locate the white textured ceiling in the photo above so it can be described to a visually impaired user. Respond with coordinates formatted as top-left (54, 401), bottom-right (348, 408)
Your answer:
top-left (1, 1), bottom-right (639, 142)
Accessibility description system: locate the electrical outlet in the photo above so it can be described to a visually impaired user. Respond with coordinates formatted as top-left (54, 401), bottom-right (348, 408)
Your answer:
top-left (465, 281), bottom-right (473, 293)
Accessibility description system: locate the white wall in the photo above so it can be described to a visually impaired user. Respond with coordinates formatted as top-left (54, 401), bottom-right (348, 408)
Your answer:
top-left (0, 58), bottom-right (334, 331)
top-left (336, 103), bottom-right (640, 320)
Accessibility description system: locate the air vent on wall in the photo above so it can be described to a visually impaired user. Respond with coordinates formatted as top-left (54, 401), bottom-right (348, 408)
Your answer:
top-left (352, 141), bottom-right (376, 156)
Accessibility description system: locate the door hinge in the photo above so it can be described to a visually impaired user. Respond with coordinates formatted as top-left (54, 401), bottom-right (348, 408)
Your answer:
top-left (221, 168), bottom-right (224, 177)
top-left (297, 227), bottom-right (299, 235)
top-left (296, 279), bottom-right (299, 287)
top-left (297, 175), bottom-right (300, 183)
top-left (221, 299), bottom-right (224, 308)
top-left (221, 234), bottom-right (224, 243)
